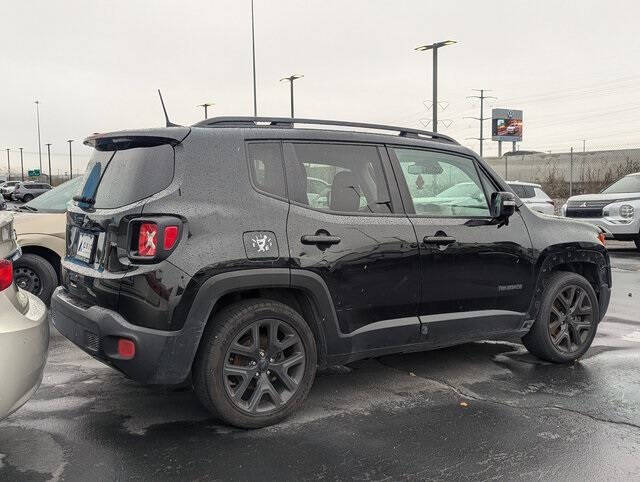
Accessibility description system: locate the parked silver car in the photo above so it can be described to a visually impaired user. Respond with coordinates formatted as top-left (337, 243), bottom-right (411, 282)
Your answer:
top-left (11, 182), bottom-right (52, 203)
top-left (0, 212), bottom-right (49, 421)
top-left (508, 181), bottom-right (555, 215)
top-left (1, 181), bottom-right (21, 200)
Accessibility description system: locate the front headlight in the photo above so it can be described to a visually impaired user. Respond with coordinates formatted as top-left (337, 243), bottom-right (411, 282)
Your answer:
top-left (620, 204), bottom-right (634, 218)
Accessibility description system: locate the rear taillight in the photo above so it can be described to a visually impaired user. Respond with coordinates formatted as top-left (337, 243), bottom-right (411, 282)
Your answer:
top-left (138, 223), bottom-right (158, 257)
top-left (163, 225), bottom-right (179, 250)
top-left (131, 218), bottom-right (182, 261)
top-left (597, 232), bottom-right (606, 246)
top-left (0, 259), bottom-right (13, 291)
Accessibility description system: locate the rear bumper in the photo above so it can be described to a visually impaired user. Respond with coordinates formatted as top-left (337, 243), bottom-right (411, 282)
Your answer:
top-left (0, 290), bottom-right (49, 420)
top-left (50, 286), bottom-right (198, 385)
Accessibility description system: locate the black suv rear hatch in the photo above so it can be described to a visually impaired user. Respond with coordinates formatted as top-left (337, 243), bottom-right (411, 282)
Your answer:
top-left (63, 128), bottom-right (189, 308)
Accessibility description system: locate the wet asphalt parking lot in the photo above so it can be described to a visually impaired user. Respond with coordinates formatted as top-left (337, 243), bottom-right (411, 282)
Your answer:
top-left (1, 243), bottom-right (639, 481)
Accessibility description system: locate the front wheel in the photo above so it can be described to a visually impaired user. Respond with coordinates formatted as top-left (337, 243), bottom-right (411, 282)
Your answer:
top-left (522, 271), bottom-right (599, 363)
top-left (13, 253), bottom-right (58, 304)
top-left (193, 299), bottom-right (317, 428)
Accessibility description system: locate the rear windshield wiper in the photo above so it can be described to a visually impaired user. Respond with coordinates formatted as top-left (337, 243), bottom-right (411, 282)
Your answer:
top-left (73, 195), bottom-right (96, 205)
top-left (18, 205), bottom-right (38, 212)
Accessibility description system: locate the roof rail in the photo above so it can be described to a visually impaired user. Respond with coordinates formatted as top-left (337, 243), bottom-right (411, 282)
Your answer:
top-left (192, 116), bottom-right (459, 144)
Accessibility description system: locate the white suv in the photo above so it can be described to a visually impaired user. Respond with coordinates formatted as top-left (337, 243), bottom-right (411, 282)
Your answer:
top-left (507, 181), bottom-right (555, 215)
top-left (562, 172), bottom-right (640, 249)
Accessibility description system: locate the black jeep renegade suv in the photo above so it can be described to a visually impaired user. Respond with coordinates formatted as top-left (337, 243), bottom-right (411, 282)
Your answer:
top-left (50, 117), bottom-right (611, 428)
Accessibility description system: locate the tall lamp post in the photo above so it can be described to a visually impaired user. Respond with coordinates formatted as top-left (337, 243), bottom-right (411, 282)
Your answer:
top-left (280, 75), bottom-right (303, 118)
top-left (46, 143), bottom-right (52, 183)
top-left (250, 0), bottom-right (257, 116)
top-left (35, 100), bottom-right (43, 175)
top-left (5, 149), bottom-right (10, 181)
top-left (67, 140), bottom-right (73, 179)
top-left (197, 102), bottom-right (214, 120)
top-left (414, 40), bottom-right (457, 133)
top-left (19, 147), bottom-right (24, 181)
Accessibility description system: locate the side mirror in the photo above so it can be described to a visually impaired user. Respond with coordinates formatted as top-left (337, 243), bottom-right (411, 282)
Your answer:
top-left (490, 191), bottom-right (517, 220)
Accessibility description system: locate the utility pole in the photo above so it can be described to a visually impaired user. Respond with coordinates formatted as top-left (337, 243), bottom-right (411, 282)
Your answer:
top-left (465, 89), bottom-right (496, 157)
top-left (5, 149), bottom-right (10, 181)
top-left (46, 143), bottom-right (52, 184)
top-left (581, 139), bottom-right (586, 153)
top-left (570, 147), bottom-right (574, 197)
top-left (197, 102), bottom-right (214, 119)
top-left (67, 140), bottom-right (73, 179)
top-left (250, 0), bottom-right (257, 116)
top-left (19, 148), bottom-right (24, 181)
top-left (280, 75), bottom-right (303, 118)
top-left (415, 40), bottom-right (457, 133)
top-left (35, 100), bottom-right (43, 175)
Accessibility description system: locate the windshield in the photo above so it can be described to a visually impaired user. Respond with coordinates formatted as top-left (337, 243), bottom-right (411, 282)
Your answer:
top-left (23, 177), bottom-right (83, 212)
top-left (601, 174), bottom-right (640, 194)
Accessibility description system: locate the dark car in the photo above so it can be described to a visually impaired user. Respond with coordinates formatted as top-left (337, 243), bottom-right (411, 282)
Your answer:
top-left (11, 182), bottom-right (52, 202)
top-left (50, 118), bottom-right (611, 428)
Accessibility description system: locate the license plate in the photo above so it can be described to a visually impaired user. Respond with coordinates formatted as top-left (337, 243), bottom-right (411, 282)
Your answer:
top-left (75, 232), bottom-right (95, 261)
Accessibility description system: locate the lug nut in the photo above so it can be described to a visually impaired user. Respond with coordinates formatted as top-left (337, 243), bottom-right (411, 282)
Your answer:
top-left (269, 358), bottom-right (274, 363)
top-left (255, 372), bottom-right (260, 378)
top-left (259, 350), bottom-right (265, 358)
top-left (266, 370), bottom-right (271, 375)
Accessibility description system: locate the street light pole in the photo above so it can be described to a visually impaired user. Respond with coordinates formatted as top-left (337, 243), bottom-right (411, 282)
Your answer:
top-left (197, 103), bottom-right (214, 119)
top-left (67, 140), bottom-right (73, 179)
top-left (5, 149), bottom-right (10, 181)
top-left (46, 143), bottom-right (52, 183)
top-left (250, 0), bottom-right (257, 116)
top-left (415, 40), bottom-right (457, 133)
top-left (19, 147), bottom-right (24, 181)
top-left (35, 100), bottom-right (42, 175)
top-left (280, 75), bottom-right (303, 118)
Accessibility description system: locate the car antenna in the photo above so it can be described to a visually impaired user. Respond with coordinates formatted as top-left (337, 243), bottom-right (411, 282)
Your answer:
top-left (158, 89), bottom-right (181, 127)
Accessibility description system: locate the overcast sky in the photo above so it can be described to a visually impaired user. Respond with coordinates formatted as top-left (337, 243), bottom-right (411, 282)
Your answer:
top-left (2, 0), bottom-right (640, 176)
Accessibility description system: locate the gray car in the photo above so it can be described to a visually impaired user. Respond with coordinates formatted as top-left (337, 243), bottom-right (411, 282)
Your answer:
top-left (1, 181), bottom-right (21, 200)
top-left (11, 182), bottom-right (52, 202)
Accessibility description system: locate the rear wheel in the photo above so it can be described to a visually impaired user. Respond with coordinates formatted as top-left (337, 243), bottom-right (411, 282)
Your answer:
top-left (13, 253), bottom-right (58, 305)
top-left (193, 299), bottom-right (317, 428)
top-left (522, 271), bottom-right (599, 363)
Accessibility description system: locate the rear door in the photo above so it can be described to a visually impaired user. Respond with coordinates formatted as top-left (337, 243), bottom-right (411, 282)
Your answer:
top-left (388, 146), bottom-right (534, 345)
top-left (284, 141), bottom-right (421, 351)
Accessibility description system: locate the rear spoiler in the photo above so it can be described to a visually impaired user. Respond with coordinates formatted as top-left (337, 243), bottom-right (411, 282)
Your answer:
top-left (84, 127), bottom-right (191, 151)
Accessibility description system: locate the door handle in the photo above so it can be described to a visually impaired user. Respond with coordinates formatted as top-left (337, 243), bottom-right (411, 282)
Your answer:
top-left (423, 236), bottom-right (456, 245)
top-left (301, 234), bottom-right (341, 245)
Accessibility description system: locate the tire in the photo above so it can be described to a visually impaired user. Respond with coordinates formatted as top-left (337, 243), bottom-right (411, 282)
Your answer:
top-left (522, 271), bottom-right (600, 363)
top-left (13, 253), bottom-right (58, 305)
top-left (22, 194), bottom-right (33, 202)
top-left (635, 238), bottom-right (640, 251)
top-left (193, 299), bottom-right (317, 428)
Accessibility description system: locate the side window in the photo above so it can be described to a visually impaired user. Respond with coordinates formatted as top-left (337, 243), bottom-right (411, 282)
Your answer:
top-left (247, 142), bottom-right (286, 199)
top-left (284, 143), bottom-right (392, 214)
top-left (391, 147), bottom-right (490, 217)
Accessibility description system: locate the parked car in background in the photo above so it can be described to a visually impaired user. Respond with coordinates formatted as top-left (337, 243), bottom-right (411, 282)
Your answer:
top-left (12, 177), bottom-right (81, 304)
top-left (0, 212), bottom-right (49, 421)
top-left (562, 172), bottom-right (640, 250)
top-left (11, 181), bottom-right (52, 202)
top-left (1, 181), bottom-right (21, 200)
top-left (508, 181), bottom-right (555, 215)
top-left (51, 118), bottom-right (610, 429)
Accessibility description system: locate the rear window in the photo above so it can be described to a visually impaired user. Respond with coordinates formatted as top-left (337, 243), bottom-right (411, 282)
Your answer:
top-left (79, 144), bottom-right (175, 209)
top-left (508, 183), bottom-right (535, 198)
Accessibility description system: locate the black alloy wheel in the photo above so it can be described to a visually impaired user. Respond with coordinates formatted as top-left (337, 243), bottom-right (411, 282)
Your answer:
top-left (548, 285), bottom-right (594, 354)
top-left (223, 318), bottom-right (306, 414)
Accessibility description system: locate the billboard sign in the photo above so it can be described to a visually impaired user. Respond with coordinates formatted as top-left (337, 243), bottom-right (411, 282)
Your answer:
top-left (492, 108), bottom-right (523, 142)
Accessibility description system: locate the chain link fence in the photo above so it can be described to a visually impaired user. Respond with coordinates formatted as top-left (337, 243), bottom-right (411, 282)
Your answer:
top-left (485, 148), bottom-right (640, 205)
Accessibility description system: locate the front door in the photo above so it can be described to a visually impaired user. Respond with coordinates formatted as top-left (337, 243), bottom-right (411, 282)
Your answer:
top-left (388, 146), bottom-right (534, 346)
top-left (283, 141), bottom-right (421, 353)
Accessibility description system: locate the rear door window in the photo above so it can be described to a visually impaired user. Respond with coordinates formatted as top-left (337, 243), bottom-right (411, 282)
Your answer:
top-left (78, 144), bottom-right (175, 209)
top-left (247, 142), bottom-right (286, 199)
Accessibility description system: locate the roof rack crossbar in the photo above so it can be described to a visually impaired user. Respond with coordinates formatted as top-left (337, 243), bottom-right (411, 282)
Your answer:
top-left (193, 116), bottom-right (458, 144)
